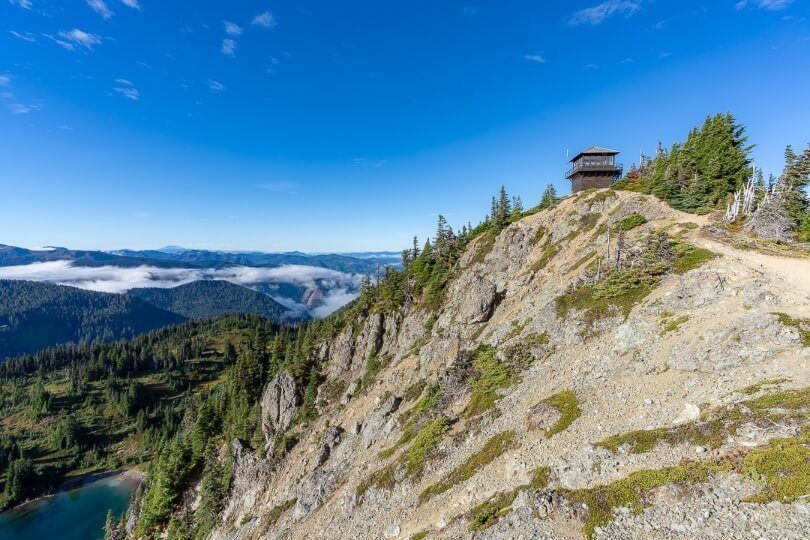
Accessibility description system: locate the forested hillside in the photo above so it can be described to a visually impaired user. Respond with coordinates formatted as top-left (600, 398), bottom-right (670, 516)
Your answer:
top-left (129, 281), bottom-right (291, 321)
top-left (0, 314), bottom-right (332, 515)
top-left (0, 281), bottom-right (184, 360)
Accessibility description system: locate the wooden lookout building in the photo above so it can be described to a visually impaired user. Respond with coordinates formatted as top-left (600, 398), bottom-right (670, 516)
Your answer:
top-left (565, 147), bottom-right (623, 193)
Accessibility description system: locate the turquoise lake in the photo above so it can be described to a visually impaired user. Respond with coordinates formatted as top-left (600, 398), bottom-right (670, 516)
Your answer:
top-left (0, 473), bottom-right (139, 540)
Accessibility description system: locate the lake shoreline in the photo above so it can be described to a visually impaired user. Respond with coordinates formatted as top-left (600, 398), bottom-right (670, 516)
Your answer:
top-left (3, 469), bottom-right (144, 515)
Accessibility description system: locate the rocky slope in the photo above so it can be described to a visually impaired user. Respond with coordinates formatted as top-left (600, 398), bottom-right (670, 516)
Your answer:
top-left (163, 190), bottom-right (809, 539)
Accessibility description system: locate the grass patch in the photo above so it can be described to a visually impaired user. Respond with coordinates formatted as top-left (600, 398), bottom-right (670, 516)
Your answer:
top-left (468, 490), bottom-right (518, 531)
top-left (741, 378), bottom-right (787, 395)
top-left (419, 430), bottom-right (516, 503)
top-left (530, 243), bottom-right (559, 273)
top-left (465, 345), bottom-right (516, 417)
top-left (504, 320), bottom-right (528, 342)
top-left (465, 465), bottom-right (552, 531)
top-left (661, 315), bottom-right (689, 334)
top-left (469, 231), bottom-right (496, 266)
top-left (597, 387), bottom-right (809, 455)
top-left (555, 273), bottom-right (657, 323)
top-left (410, 532), bottom-right (428, 540)
top-left (740, 434), bottom-right (810, 503)
top-left (359, 356), bottom-right (382, 391)
top-left (672, 243), bottom-right (717, 274)
top-left (529, 226), bottom-right (547, 247)
top-left (772, 312), bottom-right (810, 347)
top-left (403, 379), bottom-right (427, 404)
top-left (540, 390), bottom-right (581, 438)
top-left (613, 213), bottom-right (648, 231)
top-left (568, 251), bottom-right (595, 273)
top-left (404, 417), bottom-right (450, 476)
top-left (565, 463), bottom-right (718, 540)
top-left (265, 498), bottom-right (296, 527)
top-left (414, 381), bottom-right (442, 414)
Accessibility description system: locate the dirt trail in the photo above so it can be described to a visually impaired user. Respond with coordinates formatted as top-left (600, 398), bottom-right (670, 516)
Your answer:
top-left (697, 236), bottom-right (810, 305)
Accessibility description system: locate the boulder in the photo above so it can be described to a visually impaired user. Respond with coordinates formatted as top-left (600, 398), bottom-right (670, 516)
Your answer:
top-left (317, 425), bottom-right (344, 465)
top-left (526, 401), bottom-right (563, 434)
top-left (261, 371), bottom-right (301, 445)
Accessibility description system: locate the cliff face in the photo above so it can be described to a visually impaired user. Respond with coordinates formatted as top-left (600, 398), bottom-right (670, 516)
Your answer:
top-left (183, 191), bottom-right (810, 539)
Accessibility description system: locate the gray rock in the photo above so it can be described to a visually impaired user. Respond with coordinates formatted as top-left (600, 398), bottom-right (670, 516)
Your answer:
top-left (261, 371), bottom-right (301, 450)
top-left (318, 425), bottom-right (344, 465)
top-left (525, 401), bottom-right (563, 435)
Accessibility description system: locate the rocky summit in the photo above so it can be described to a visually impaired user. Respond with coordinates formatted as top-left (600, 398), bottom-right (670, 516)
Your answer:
top-left (127, 190), bottom-right (809, 539)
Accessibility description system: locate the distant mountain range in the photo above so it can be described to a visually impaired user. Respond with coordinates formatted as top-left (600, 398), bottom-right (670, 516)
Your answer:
top-left (0, 279), bottom-right (292, 361)
top-left (0, 244), bottom-right (401, 273)
top-left (0, 244), bottom-right (400, 319)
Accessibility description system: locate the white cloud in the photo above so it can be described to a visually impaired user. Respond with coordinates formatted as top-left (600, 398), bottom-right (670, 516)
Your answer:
top-left (0, 75), bottom-right (10, 86)
top-left (121, 0), bottom-right (141, 9)
top-left (221, 38), bottom-right (237, 56)
top-left (0, 261), bottom-right (362, 317)
top-left (49, 29), bottom-right (103, 51)
top-left (523, 53), bottom-right (546, 64)
top-left (570, 0), bottom-right (641, 25)
top-left (113, 86), bottom-right (140, 100)
top-left (208, 79), bottom-right (225, 91)
top-left (8, 0), bottom-right (32, 9)
top-left (224, 21), bottom-right (242, 35)
top-left (10, 31), bottom-right (37, 42)
top-left (114, 77), bottom-right (133, 85)
top-left (9, 103), bottom-right (39, 114)
top-left (736, 0), bottom-right (793, 10)
top-left (252, 11), bottom-right (277, 28)
top-left (87, 0), bottom-right (113, 19)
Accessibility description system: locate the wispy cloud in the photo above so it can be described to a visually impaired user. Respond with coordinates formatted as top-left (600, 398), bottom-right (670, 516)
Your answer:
top-left (48, 29), bottom-right (103, 51)
top-left (460, 6), bottom-right (480, 17)
top-left (208, 79), bottom-right (225, 92)
top-left (8, 0), bottom-right (32, 9)
top-left (121, 0), bottom-right (141, 9)
top-left (735, 0), bottom-right (793, 10)
top-left (523, 53), bottom-right (546, 64)
top-left (221, 38), bottom-right (237, 56)
top-left (570, 0), bottom-right (641, 25)
top-left (113, 86), bottom-right (139, 101)
top-left (224, 21), bottom-right (242, 35)
top-left (87, 0), bottom-right (113, 19)
top-left (0, 75), bottom-right (10, 86)
top-left (10, 30), bottom-right (37, 42)
top-left (252, 11), bottom-right (277, 28)
top-left (114, 77), bottom-right (132, 85)
top-left (9, 103), bottom-right (40, 114)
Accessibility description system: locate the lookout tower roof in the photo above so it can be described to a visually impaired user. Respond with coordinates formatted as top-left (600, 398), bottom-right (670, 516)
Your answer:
top-left (569, 147), bottom-right (620, 162)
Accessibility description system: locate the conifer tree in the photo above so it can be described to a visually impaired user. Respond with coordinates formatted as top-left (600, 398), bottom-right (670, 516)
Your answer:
top-left (539, 184), bottom-right (558, 208)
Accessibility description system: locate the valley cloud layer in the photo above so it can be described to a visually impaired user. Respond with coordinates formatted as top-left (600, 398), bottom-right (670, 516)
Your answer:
top-left (0, 261), bottom-right (362, 318)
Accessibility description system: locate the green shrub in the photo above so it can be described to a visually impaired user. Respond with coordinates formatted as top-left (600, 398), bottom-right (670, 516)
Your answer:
top-left (540, 390), bottom-right (581, 437)
top-left (420, 430), bottom-right (516, 503)
top-left (613, 213), bottom-right (648, 231)
top-left (465, 345), bottom-right (516, 417)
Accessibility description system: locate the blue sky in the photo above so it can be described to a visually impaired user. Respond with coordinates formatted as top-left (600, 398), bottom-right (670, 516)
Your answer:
top-left (1, 0), bottom-right (808, 252)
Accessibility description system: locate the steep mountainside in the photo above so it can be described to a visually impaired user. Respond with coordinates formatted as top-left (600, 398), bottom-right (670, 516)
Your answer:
top-left (129, 280), bottom-right (292, 321)
top-left (0, 280), bottom-right (185, 360)
top-left (123, 190), bottom-right (809, 539)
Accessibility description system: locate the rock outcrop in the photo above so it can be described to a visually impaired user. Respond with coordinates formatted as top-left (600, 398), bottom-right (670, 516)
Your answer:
top-left (155, 191), bottom-right (810, 540)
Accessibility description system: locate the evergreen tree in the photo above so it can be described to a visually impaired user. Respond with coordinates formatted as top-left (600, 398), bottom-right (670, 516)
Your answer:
top-left (539, 184), bottom-right (558, 208)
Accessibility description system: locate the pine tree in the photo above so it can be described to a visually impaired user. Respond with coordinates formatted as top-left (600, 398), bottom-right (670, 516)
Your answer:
top-left (511, 195), bottom-right (524, 216)
top-left (539, 184), bottom-right (558, 208)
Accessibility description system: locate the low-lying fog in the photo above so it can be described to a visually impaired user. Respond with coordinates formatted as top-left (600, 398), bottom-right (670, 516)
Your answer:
top-left (0, 260), bottom-right (362, 318)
